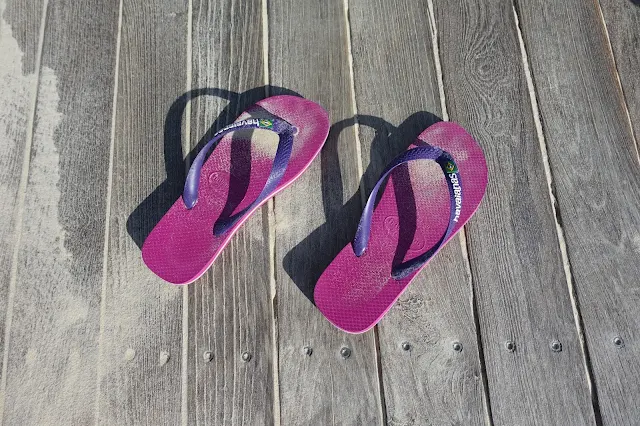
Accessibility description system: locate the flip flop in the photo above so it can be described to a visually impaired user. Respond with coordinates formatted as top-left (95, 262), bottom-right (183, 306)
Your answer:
top-left (314, 122), bottom-right (488, 333)
top-left (142, 95), bottom-right (329, 284)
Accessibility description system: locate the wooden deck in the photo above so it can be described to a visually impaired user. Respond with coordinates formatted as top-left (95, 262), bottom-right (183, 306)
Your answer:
top-left (1, 0), bottom-right (639, 424)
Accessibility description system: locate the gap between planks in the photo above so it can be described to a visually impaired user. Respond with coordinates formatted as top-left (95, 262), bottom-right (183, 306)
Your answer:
top-left (342, 0), bottom-right (365, 201)
top-left (425, 0), bottom-right (448, 122)
top-left (511, 2), bottom-right (602, 424)
top-left (425, 0), bottom-right (493, 424)
top-left (341, 0), bottom-right (389, 424)
top-left (261, 0), bottom-right (281, 423)
top-left (0, 0), bottom-right (50, 421)
top-left (94, 0), bottom-right (124, 423)
top-left (181, 0), bottom-right (193, 424)
top-left (593, 0), bottom-right (640, 164)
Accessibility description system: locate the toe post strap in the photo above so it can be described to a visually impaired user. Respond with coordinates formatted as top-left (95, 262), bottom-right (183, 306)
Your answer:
top-left (182, 117), bottom-right (297, 235)
top-left (352, 144), bottom-right (463, 279)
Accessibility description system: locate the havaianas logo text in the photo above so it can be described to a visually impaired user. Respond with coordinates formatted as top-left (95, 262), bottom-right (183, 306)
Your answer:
top-left (215, 119), bottom-right (259, 135)
top-left (447, 164), bottom-right (462, 222)
top-left (215, 118), bottom-right (274, 136)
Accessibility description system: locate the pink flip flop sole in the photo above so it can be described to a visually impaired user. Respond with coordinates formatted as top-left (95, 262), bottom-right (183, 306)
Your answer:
top-left (314, 122), bottom-right (488, 333)
top-left (142, 95), bottom-right (329, 284)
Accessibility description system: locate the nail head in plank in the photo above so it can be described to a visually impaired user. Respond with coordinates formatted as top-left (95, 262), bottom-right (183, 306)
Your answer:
top-left (186, 1), bottom-right (275, 424)
top-left (97, 1), bottom-right (188, 424)
top-left (348, 0), bottom-right (487, 424)
top-left (269, 0), bottom-right (383, 423)
top-left (514, 0), bottom-right (640, 422)
top-left (433, 0), bottom-right (596, 423)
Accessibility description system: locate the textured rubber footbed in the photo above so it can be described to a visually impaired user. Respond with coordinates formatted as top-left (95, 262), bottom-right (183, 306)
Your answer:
top-left (314, 122), bottom-right (488, 333)
top-left (142, 95), bottom-right (329, 284)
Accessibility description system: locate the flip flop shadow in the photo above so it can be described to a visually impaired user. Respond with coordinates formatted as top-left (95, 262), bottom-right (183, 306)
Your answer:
top-left (283, 111), bottom-right (442, 305)
top-left (126, 85), bottom-right (301, 249)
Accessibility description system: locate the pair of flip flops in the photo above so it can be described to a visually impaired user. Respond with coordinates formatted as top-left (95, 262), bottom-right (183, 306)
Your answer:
top-left (142, 95), bottom-right (488, 333)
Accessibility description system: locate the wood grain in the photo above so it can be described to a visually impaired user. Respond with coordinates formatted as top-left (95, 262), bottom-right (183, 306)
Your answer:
top-left (0, 0), bottom-right (43, 389)
top-left (0, 0), bottom-right (638, 422)
top-left (97, 1), bottom-right (188, 424)
top-left (434, 0), bottom-right (598, 424)
top-left (347, 0), bottom-right (486, 424)
top-left (186, 0), bottom-right (275, 424)
top-left (598, 0), bottom-right (640, 139)
top-left (269, 0), bottom-right (383, 424)
top-left (1, 0), bottom-right (119, 423)
top-left (515, 0), bottom-right (640, 423)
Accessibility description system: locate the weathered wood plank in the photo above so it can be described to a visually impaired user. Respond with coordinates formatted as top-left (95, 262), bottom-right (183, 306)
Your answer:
top-left (598, 0), bottom-right (640, 136)
top-left (186, 0), bottom-right (275, 424)
top-left (1, 0), bottom-right (119, 423)
top-left (434, 0), bottom-right (598, 424)
top-left (347, 0), bottom-right (486, 424)
top-left (514, 0), bottom-right (640, 423)
top-left (269, 0), bottom-right (383, 423)
top-left (0, 0), bottom-right (43, 390)
top-left (97, 1), bottom-right (188, 424)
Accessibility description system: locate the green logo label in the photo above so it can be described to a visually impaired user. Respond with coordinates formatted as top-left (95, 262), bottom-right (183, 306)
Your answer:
top-left (259, 119), bottom-right (273, 129)
top-left (445, 161), bottom-right (457, 174)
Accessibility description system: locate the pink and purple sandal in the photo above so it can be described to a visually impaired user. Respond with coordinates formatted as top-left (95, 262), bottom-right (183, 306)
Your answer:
top-left (314, 122), bottom-right (488, 333)
top-left (142, 95), bottom-right (329, 284)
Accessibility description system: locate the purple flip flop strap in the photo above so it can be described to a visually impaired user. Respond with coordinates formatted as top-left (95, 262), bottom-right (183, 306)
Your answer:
top-left (352, 144), bottom-right (463, 279)
top-left (183, 117), bottom-right (297, 236)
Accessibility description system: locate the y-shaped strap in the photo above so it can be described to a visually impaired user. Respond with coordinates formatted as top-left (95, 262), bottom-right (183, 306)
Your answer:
top-left (352, 144), bottom-right (463, 279)
top-left (183, 117), bottom-right (297, 236)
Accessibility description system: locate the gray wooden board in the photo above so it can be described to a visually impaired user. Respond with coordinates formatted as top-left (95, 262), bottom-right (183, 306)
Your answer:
top-left (347, 0), bottom-right (487, 424)
top-left (1, 0), bottom-right (119, 423)
top-left (598, 0), bottom-right (640, 138)
top-left (186, 0), bottom-right (275, 424)
top-left (434, 0), bottom-right (598, 424)
top-left (514, 0), bottom-right (640, 423)
top-left (97, 1), bottom-right (188, 424)
top-left (0, 0), bottom-right (43, 390)
top-left (269, 0), bottom-right (383, 424)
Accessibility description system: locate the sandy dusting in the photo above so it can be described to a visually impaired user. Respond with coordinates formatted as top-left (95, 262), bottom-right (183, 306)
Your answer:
top-left (0, 6), bottom-right (35, 256)
top-left (0, 4), bottom-right (97, 424)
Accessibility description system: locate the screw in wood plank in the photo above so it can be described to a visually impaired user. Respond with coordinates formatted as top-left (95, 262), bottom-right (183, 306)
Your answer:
top-left (203, 351), bottom-right (213, 362)
top-left (340, 347), bottom-right (351, 359)
top-left (159, 351), bottom-right (170, 366)
top-left (550, 340), bottom-right (562, 352)
top-left (613, 336), bottom-right (625, 348)
top-left (401, 342), bottom-right (411, 351)
top-left (452, 341), bottom-right (463, 352)
top-left (303, 346), bottom-right (313, 356)
top-left (124, 348), bottom-right (136, 361)
top-left (505, 340), bottom-right (516, 352)
top-left (241, 351), bottom-right (252, 362)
